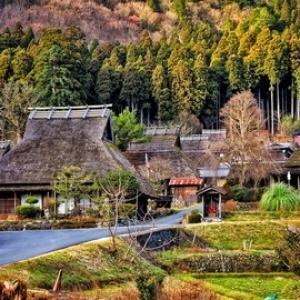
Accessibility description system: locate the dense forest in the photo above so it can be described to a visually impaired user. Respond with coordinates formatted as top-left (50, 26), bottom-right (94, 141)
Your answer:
top-left (1, 0), bottom-right (300, 141)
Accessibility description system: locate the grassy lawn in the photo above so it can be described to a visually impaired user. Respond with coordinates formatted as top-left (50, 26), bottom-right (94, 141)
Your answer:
top-left (192, 273), bottom-right (300, 300)
top-left (187, 220), bottom-right (300, 250)
top-left (0, 238), bottom-right (165, 291)
top-left (223, 211), bottom-right (300, 222)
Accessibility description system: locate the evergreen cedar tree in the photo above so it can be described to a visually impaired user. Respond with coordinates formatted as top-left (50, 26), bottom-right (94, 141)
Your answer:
top-left (2, 1), bottom-right (300, 140)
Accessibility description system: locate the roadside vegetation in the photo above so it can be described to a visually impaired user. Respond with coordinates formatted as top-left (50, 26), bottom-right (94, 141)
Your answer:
top-left (0, 238), bottom-right (165, 292)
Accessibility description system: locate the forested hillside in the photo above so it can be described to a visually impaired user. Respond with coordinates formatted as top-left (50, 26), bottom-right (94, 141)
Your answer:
top-left (0, 0), bottom-right (300, 141)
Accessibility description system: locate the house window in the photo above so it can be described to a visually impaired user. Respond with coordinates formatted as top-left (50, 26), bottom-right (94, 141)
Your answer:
top-left (0, 198), bottom-right (15, 214)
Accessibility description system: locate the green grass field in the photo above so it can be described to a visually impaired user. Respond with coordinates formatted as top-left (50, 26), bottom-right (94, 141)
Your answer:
top-left (195, 273), bottom-right (300, 300)
top-left (187, 219), bottom-right (300, 250)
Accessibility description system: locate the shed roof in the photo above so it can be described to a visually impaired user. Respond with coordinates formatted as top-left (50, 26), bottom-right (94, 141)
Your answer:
top-left (169, 177), bottom-right (203, 186)
top-left (197, 186), bottom-right (227, 196)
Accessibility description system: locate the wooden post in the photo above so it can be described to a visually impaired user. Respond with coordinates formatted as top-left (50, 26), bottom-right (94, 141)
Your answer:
top-left (202, 195), bottom-right (204, 218)
top-left (13, 192), bottom-right (17, 213)
top-left (218, 193), bottom-right (221, 219)
top-left (53, 269), bottom-right (63, 293)
top-left (297, 175), bottom-right (300, 190)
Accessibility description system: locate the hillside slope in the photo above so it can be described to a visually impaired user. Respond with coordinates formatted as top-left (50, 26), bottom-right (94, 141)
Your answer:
top-left (0, 0), bottom-right (247, 42)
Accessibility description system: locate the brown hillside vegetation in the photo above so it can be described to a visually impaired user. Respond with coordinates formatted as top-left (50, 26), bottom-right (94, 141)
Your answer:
top-left (0, 0), bottom-right (178, 42)
top-left (0, 0), bottom-right (248, 42)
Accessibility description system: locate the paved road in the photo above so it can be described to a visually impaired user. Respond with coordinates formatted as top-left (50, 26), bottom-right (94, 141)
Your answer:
top-left (0, 206), bottom-right (198, 266)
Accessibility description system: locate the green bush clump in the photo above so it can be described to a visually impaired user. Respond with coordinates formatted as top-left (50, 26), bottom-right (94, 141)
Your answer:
top-left (230, 185), bottom-right (264, 202)
top-left (260, 182), bottom-right (300, 212)
top-left (16, 196), bottom-right (40, 218)
top-left (16, 205), bottom-right (40, 218)
top-left (51, 219), bottom-right (97, 229)
top-left (187, 210), bottom-right (202, 224)
top-left (136, 270), bottom-right (164, 300)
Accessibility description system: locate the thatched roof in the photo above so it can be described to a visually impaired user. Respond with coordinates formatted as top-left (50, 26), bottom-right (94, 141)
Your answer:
top-left (0, 106), bottom-right (155, 197)
top-left (286, 149), bottom-right (300, 169)
top-left (128, 127), bottom-right (180, 151)
top-left (126, 127), bottom-right (196, 179)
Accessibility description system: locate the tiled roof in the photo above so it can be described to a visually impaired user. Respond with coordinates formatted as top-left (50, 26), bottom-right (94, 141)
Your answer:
top-left (169, 177), bottom-right (203, 186)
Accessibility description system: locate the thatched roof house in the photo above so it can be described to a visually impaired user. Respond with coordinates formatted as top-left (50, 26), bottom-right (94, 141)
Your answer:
top-left (0, 106), bottom-right (155, 217)
top-left (126, 127), bottom-right (197, 181)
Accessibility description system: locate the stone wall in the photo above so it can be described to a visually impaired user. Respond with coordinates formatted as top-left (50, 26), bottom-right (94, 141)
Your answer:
top-left (171, 251), bottom-right (284, 273)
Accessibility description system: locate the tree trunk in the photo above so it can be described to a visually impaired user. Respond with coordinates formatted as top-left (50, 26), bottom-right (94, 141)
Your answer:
top-left (291, 79), bottom-right (294, 119)
top-left (16, 132), bottom-right (22, 144)
top-left (140, 108), bottom-right (143, 124)
top-left (297, 87), bottom-right (300, 120)
top-left (147, 107), bottom-right (150, 127)
top-left (258, 88), bottom-right (262, 125)
top-left (271, 84), bottom-right (274, 135)
top-left (276, 80), bottom-right (280, 131)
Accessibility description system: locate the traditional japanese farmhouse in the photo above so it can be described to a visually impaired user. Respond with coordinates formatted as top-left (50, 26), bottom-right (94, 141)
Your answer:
top-left (180, 130), bottom-right (229, 186)
top-left (125, 127), bottom-right (200, 207)
top-left (0, 105), bottom-right (155, 218)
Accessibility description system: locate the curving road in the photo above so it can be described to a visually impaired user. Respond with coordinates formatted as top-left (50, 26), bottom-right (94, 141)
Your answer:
top-left (0, 206), bottom-right (198, 266)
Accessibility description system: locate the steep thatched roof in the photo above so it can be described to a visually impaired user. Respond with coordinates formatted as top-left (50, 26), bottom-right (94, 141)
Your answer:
top-left (286, 149), bottom-right (300, 168)
top-left (0, 106), bottom-right (155, 197)
top-left (126, 127), bottom-right (196, 179)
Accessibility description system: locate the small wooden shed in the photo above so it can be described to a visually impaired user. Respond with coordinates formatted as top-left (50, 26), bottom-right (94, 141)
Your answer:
top-left (197, 186), bottom-right (227, 219)
top-left (169, 177), bottom-right (203, 206)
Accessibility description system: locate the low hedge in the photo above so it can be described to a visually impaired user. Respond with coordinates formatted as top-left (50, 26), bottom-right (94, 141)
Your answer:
top-left (51, 219), bottom-right (98, 229)
top-left (0, 218), bottom-right (98, 231)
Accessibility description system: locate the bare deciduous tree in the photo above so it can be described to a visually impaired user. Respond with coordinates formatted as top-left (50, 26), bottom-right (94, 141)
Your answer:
top-left (93, 169), bottom-right (140, 252)
top-left (220, 91), bottom-right (279, 186)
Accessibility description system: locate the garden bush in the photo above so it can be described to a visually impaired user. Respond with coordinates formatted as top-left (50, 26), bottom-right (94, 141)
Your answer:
top-left (51, 218), bottom-right (97, 229)
top-left (260, 183), bottom-right (300, 212)
top-left (16, 205), bottom-right (40, 219)
top-left (187, 210), bottom-right (202, 224)
top-left (230, 185), bottom-right (265, 202)
top-left (16, 196), bottom-right (40, 219)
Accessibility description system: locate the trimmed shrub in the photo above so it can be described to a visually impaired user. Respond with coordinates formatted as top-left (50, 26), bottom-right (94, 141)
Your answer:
top-left (25, 196), bottom-right (39, 205)
top-left (187, 210), bottom-right (202, 224)
top-left (260, 183), bottom-right (300, 212)
top-left (51, 218), bottom-right (97, 229)
top-left (16, 205), bottom-right (40, 219)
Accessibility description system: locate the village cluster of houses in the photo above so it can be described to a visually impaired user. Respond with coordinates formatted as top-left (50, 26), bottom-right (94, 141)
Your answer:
top-left (0, 105), bottom-right (300, 220)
